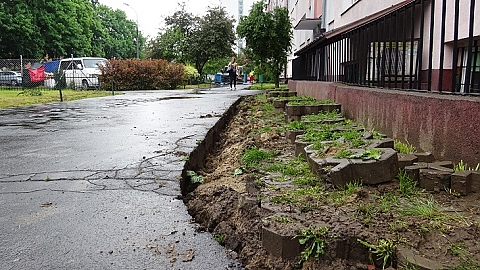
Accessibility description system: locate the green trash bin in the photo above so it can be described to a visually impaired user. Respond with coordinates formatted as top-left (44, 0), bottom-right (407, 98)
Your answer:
top-left (259, 74), bottom-right (264, 83)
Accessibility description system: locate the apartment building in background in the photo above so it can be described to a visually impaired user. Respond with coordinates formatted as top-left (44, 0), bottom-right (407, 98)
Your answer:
top-left (292, 0), bottom-right (479, 94)
top-left (287, 0), bottom-right (480, 167)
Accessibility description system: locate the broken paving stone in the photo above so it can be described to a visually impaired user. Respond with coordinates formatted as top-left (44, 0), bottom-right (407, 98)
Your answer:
top-left (397, 247), bottom-right (446, 270)
top-left (451, 171), bottom-right (472, 195)
top-left (419, 169), bottom-right (451, 192)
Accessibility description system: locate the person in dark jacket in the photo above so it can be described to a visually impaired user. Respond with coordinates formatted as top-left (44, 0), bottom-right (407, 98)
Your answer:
top-left (227, 57), bottom-right (238, 90)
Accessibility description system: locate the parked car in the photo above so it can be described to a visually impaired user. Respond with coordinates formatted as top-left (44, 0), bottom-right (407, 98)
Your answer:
top-left (58, 57), bottom-right (107, 89)
top-left (0, 71), bottom-right (22, 86)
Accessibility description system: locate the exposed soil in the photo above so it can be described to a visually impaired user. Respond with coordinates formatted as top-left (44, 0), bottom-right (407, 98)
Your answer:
top-left (183, 94), bottom-right (480, 270)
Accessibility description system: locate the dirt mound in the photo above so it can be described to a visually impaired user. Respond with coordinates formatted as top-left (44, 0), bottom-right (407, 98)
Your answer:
top-left (183, 94), bottom-right (480, 270)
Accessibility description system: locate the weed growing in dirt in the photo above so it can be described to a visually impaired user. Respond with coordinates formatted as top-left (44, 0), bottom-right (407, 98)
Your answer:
top-left (448, 242), bottom-right (470, 261)
top-left (213, 233), bottom-right (225, 245)
top-left (450, 261), bottom-right (480, 270)
top-left (335, 149), bottom-right (354, 159)
top-left (286, 120), bottom-right (308, 131)
top-left (295, 226), bottom-right (331, 264)
top-left (328, 180), bottom-right (363, 205)
top-left (265, 155), bottom-right (311, 177)
top-left (349, 148), bottom-right (382, 160)
top-left (186, 170), bottom-right (204, 184)
top-left (288, 99), bottom-right (335, 106)
top-left (302, 110), bottom-right (342, 122)
top-left (394, 139), bottom-right (416, 154)
top-left (398, 261), bottom-right (420, 270)
top-left (398, 196), bottom-right (461, 231)
top-left (397, 170), bottom-right (418, 196)
top-left (358, 238), bottom-right (396, 270)
top-left (272, 215), bottom-right (293, 223)
top-left (378, 192), bottom-right (399, 213)
top-left (355, 204), bottom-right (378, 224)
top-left (454, 160), bottom-right (480, 172)
top-left (241, 146), bottom-right (277, 168)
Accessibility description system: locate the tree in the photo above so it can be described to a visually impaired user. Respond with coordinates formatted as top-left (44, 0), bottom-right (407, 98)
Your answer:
top-left (94, 5), bottom-right (143, 58)
top-left (148, 3), bottom-right (235, 75)
top-left (0, 1), bottom-right (43, 58)
top-left (0, 0), bottom-right (144, 59)
top-left (237, 1), bottom-right (292, 88)
top-left (185, 6), bottom-right (235, 75)
top-left (146, 28), bottom-right (184, 61)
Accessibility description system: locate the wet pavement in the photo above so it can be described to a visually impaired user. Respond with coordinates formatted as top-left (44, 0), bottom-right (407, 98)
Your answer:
top-left (0, 85), bottom-right (261, 270)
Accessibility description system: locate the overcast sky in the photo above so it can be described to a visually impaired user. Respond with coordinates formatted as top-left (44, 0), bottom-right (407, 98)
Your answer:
top-left (98, 0), bottom-right (256, 40)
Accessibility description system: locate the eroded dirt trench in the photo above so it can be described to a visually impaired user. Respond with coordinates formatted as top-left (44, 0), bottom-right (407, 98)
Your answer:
top-left (181, 94), bottom-right (480, 270)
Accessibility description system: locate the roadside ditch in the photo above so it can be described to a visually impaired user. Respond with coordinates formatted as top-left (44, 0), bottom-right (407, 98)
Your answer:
top-left (180, 92), bottom-right (480, 270)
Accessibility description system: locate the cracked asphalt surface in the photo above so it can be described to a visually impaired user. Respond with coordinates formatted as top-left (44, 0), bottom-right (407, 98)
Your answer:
top-left (0, 85), bottom-right (260, 270)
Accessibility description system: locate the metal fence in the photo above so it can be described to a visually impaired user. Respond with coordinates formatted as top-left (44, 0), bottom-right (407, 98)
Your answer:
top-left (0, 56), bottom-right (103, 90)
top-left (293, 0), bottom-right (479, 95)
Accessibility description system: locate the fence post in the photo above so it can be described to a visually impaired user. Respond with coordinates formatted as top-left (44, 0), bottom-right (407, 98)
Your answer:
top-left (20, 55), bottom-right (23, 89)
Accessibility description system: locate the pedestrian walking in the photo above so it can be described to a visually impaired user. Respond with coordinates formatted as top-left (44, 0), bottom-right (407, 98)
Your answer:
top-left (227, 57), bottom-right (238, 90)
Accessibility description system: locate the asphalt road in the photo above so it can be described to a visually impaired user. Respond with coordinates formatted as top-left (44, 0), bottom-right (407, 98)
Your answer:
top-left (0, 85), bottom-right (260, 270)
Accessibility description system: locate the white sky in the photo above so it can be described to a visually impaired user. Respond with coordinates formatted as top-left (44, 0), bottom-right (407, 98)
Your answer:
top-left (98, 0), bottom-right (256, 40)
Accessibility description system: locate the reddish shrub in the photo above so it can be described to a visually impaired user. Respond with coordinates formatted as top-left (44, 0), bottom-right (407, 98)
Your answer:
top-left (99, 59), bottom-right (185, 90)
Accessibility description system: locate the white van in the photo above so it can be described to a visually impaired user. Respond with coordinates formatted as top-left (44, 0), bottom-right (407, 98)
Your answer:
top-left (59, 57), bottom-right (107, 89)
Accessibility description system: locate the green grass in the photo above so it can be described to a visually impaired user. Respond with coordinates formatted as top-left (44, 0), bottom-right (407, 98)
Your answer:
top-left (250, 83), bottom-right (287, 90)
top-left (241, 146), bottom-right (277, 167)
top-left (397, 170), bottom-right (418, 196)
top-left (394, 139), bottom-right (416, 154)
top-left (179, 83), bottom-right (213, 89)
top-left (454, 160), bottom-right (480, 172)
top-left (0, 89), bottom-right (112, 109)
top-left (328, 180), bottom-right (363, 205)
top-left (265, 155), bottom-right (311, 176)
top-left (302, 110), bottom-right (342, 122)
top-left (358, 238), bottom-right (396, 269)
top-left (288, 99), bottom-right (335, 106)
top-left (295, 226), bottom-right (331, 264)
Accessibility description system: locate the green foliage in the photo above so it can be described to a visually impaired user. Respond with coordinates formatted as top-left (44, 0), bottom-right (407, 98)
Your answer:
top-left (397, 170), bottom-right (418, 196)
top-left (0, 1), bottom-right (144, 58)
top-left (233, 168), bottom-right (244, 176)
top-left (149, 3), bottom-right (235, 75)
top-left (99, 59), bottom-right (184, 90)
top-left (237, 2), bottom-right (293, 88)
top-left (397, 196), bottom-right (461, 230)
top-left (349, 149), bottom-right (382, 161)
top-left (0, 90), bottom-right (111, 109)
top-left (378, 192), bottom-right (399, 213)
top-left (213, 233), bottom-right (225, 245)
top-left (454, 160), bottom-right (480, 172)
top-left (288, 99), bottom-right (335, 106)
top-left (328, 180), bottom-right (362, 205)
top-left (302, 110), bottom-right (342, 122)
top-left (358, 238), bottom-right (396, 269)
top-left (394, 139), bottom-right (416, 154)
top-left (186, 170), bottom-right (204, 184)
top-left (241, 146), bottom-right (277, 167)
top-left (183, 65), bottom-right (200, 85)
top-left (18, 89), bottom-right (42, 96)
top-left (355, 204), bottom-right (378, 223)
top-left (286, 120), bottom-right (307, 131)
top-left (294, 226), bottom-right (330, 264)
top-left (335, 149), bottom-right (354, 159)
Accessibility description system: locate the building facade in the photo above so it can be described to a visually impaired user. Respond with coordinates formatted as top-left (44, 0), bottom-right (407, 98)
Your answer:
top-left (293, 0), bottom-right (479, 94)
top-left (289, 0), bottom-right (480, 165)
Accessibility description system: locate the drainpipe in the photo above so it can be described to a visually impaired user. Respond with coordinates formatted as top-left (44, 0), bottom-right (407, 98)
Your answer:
top-left (322, 0), bottom-right (327, 29)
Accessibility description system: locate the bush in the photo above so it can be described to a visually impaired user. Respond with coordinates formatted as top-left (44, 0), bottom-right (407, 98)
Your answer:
top-left (99, 59), bottom-right (185, 90)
